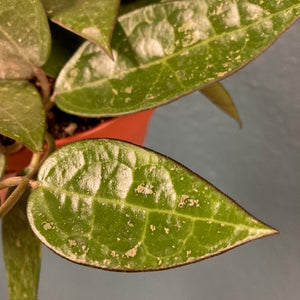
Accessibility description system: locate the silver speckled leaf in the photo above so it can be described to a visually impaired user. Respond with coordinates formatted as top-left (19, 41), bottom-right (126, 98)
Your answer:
top-left (0, 81), bottom-right (46, 152)
top-left (27, 139), bottom-right (277, 271)
top-left (54, 0), bottom-right (299, 117)
top-left (0, 0), bottom-right (51, 79)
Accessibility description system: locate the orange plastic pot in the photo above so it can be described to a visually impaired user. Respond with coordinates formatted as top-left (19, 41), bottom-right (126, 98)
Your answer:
top-left (6, 109), bottom-right (155, 173)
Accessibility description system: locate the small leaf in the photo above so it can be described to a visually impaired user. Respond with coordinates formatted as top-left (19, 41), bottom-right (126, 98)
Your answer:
top-left (0, 0), bottom-right (51, 79)
top-left (2, 188), bottom-right (41, 300)
top-left (200, 82), bottom-right (241, 127)
top-left (27, 139), bottom-right (277, 271)
top-left (54, 0), bottom-right (299, 117)
top-left (43, 22), bottom-right (84, 78)
top-left (41, 0), bottom-right (120, 56)
top-left (0, 81), bottom-right (46, 152)
top-left (0, 153), bottom-right (6, 178)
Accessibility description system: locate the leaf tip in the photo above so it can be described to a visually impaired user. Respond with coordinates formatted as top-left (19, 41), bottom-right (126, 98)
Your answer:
top-left (256, 224), bottom-right (280, 239)
top-left (267, 227), bottom-right (280, 236)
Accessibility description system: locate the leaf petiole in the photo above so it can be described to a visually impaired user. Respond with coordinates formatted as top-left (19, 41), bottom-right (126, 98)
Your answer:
top-left (0, 178), bottom-right (30, 219)
top-left (0, 132), bottom-right (55, 217)
top-left (26, 132), bottom-right (56, 178)
top-left (0, 177), bottom-right (23, 190)
top-left (34, 67), bottom-right (50, 107)
top-left (0, 176), bottom-right (39, 191)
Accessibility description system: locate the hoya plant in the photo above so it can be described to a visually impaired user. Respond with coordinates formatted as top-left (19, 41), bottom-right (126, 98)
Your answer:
top-left (0, 0), bottom-right (299, 299)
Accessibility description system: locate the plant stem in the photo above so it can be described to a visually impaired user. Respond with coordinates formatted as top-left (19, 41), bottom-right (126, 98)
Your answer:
top-left (0, 178), bottom-right (29, 218)
top-left (27, 152), bottom-right (43, 174)
top-left (34, 67), bottom-right (50, 107)
top-left (26, 132), bottom-right (56, 179)
top-left (0, 177), bottom-right (23, 190)
top-left (44, 92), bottom-right (56, 112)
top-left (44, 132), bottom-right (56, 159)
top-left (0, 177), bottom-right (39, 190)
top-left (0, 132), bottom-right (55, 217)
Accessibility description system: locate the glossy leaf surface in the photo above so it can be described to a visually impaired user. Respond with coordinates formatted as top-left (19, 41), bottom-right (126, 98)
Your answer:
top-left (27, 139), bottom-right (277, 271)
top-left (201, 82), bottom-right (241, 127)
top-left (2, 189), bottom-right (41, 300)
top-left (0, 153), bottom-right (6, 178)
top-left (55, 0), bottom-right (300, 117)
top-left (41, 0), bottom-right (120, 56)
top-left (0, 0), bottom-right (51, 79)
top-left (0, 81), bottom-right (46, 152)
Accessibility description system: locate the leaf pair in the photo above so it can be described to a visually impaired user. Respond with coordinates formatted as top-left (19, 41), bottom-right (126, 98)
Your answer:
top-left (0, 0), bottom-right (120, 80)
top-left (0, 0), bottom-right (121, 152)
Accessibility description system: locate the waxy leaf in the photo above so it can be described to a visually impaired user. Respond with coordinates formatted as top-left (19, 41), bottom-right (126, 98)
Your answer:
top-left (27, 139), bottom-right (277, 271)
top-left (55, 0), bottom-right (300, 117)
top-left (41, 0), bottom-right (120, 56)
top-left (200, 82), bottom-right (241, 127)
top-left (2, 189), bottom-right (41, 300)
top-left (0, 0), bottom-right (51, 79)
top-left (0, 153), bottom-right (6, 178)
top-left (0, 81), bottom-right (46, 152)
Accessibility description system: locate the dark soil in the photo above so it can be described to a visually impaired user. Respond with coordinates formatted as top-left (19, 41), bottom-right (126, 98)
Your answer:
top-left (42, 77), bottom-right (108, 139)
top-left (46, 106), bottom-right (107, 139)
top-left (0, 135), bottom-right (15, 146)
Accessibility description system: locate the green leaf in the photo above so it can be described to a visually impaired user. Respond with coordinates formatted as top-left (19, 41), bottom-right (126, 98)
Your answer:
top-left (54, 0), bottom-right (300, 117)
top-left (0, 153), bottom-right (6, 178)
top-left (27, 139), bottom-right (277, 271)
top-left (43, 22), bottom-right (84, 78)
top-left (0, 0), bottom-right (51, 79)
top-left (2, 188), bottom-right (41, 300)
top-left (200, 82), bottom-right (241, 127)
top-left (0, 81), bottom-right (46, 152)
top-left (41, 0), bottom-right (120, 56)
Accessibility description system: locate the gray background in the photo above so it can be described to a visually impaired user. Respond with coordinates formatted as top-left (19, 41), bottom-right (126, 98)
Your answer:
top-left (0, 22), bottom-right (299, 300)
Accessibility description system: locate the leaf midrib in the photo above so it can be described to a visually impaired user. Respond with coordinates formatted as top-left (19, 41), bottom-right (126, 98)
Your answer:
top-left (40, 184), bottom-right (269, 233)
top-left (57, 3), bottom-right (299, 95)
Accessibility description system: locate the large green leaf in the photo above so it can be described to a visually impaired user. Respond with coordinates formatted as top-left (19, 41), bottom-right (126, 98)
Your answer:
top-left (2, 188), bottom-right (41, 300)
top-left (41, 0), bottom-right (120, 56)
top-left (27, 139), bottom-right (277, 271)
top-left (200, 82), bottom-right (242, 127)
top-left (54, 0), bottom-right (300, 117)
top-left (0, 0), bottom-right (51, 79)
top-left (0, 81), bottom-right (46, 152)
top-left (0, 153), bottom-right (6, 178)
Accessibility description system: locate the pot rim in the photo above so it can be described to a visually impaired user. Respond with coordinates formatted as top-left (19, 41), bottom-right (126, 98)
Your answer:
top-left (55, 109), bottom-right (155, 146)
